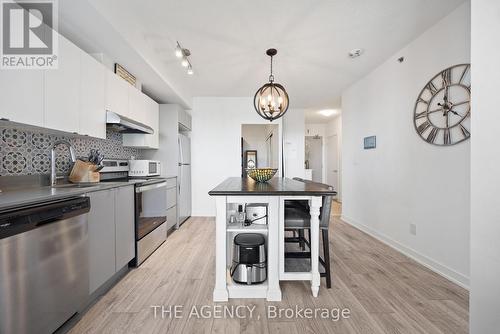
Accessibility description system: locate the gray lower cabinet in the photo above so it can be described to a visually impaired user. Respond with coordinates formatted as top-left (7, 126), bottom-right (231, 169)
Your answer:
top-left (115, 186), bottom-right (135, 271)
top-left (88, 189), bottom-right (116, 294)
top-left (166, 206), bottom-right (177, 230)
top-left (165, 177), bottom-right (178, 231)
top-left (87, 186), bottom-right (135, 294)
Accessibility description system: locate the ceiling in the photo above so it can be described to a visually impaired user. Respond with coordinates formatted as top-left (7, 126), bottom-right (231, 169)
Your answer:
top-left (75, 0), bottom-right (465, 113)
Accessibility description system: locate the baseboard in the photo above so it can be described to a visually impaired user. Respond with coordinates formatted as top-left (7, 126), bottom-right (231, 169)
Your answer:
top-left (340, 215), bottom-right (470, 290)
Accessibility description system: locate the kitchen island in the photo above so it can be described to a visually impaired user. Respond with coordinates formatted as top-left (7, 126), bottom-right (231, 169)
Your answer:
top-left (208, 177), bottom-right (336, 301)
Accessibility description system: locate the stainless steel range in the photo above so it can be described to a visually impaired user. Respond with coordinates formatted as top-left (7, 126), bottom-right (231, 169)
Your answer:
top-left (100, 159), bottom-right (167, 266)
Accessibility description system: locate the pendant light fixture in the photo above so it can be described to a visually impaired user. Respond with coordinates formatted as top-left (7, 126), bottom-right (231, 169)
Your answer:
top-left (253, 48), bottom-right (289, 121)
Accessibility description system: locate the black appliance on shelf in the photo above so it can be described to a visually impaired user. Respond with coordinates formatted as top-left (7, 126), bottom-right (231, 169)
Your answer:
top-left (230, 233), bottom-right (267, 285)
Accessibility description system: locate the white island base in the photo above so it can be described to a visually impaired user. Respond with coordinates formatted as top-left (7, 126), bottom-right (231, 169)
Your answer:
top-left (212, 194), bottom-right (323, 302)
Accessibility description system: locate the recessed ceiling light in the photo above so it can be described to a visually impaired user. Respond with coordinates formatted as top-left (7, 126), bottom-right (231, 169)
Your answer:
top-left (318, 109), bottom-right (338, 117)
top-left (348, 48), bottom-right (364, 59)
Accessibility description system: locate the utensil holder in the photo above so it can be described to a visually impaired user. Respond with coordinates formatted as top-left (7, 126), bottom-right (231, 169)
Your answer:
top-left (69, 160), bottom-right (100, 184)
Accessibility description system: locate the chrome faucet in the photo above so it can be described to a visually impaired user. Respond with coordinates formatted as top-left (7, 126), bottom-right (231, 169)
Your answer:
top-left (51, 140), bottom-right (76, 186)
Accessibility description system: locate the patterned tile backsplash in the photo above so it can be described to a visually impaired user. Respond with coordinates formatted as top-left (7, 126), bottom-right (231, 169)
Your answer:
top-left (0, 125), bottom-right (144, 176)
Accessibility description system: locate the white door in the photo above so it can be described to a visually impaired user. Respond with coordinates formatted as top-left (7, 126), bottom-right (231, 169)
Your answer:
top-left (44, 35), bottom-right (81, 133)
top-left (80, 53), bottom-right (106, 139)
top-left (128, 86), bottom-right (146, 123)
top-left (143, 96), bottom-right (159, 148)
top-left (326, 135), bottom-right (339, 191)
top-left (105, 71), bottom-right (130, 118)
top-left (0, 69), bottom-right (44, 127)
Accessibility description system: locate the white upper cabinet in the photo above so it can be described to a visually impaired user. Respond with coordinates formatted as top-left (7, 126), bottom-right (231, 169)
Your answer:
top-left (0, 69), bottom-right (44, 127)
top-left (178, 108), bottom-right (192, 131)
top-left (128, 85), bottom-right (147, 124)
top-left (0, 29), bottom-right (158, 140)
top-left (144, 96), bottom-right (159, 149)
top-left (44, 35), bottom-right (81, 133)
top-left (80, 53), bottom-right (106, 139)
top-left (123, 94), bottom-right (159, 149)
top-left (105, 71), bottom-right (130, 118)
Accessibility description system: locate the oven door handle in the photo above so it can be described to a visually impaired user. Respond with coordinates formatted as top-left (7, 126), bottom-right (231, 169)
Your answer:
top-left (135, 182), bottom-right (168, 193)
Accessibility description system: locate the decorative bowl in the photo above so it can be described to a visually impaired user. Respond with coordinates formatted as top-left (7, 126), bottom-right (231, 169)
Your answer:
top-left (246, 168), bottom-right (278, 182)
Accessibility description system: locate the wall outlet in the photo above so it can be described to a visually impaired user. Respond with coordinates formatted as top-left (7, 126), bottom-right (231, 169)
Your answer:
top-left (410, 223), bottom-right (417, 236)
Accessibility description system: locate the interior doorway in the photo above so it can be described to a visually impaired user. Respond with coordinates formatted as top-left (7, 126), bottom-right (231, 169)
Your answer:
top-left (241, 124), bottom-right (280, 177)
top-left (305, 136), bottom-right (323, 183)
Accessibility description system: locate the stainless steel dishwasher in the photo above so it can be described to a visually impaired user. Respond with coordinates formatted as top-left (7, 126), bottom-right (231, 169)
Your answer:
top-left (0, 197), bottom-right (91, 334)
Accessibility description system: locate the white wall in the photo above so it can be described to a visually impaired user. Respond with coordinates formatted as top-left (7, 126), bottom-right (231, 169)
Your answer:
top-left (341, 3), bottom-right (470, 287)
top-left (326, 115), bottom-right (342, 200)
top-left (470, 0), bottom-right (500, 332)
top-left (191, 97), bottom-right (304, 216)
top-left (283, 109), bottom-right (305, 179)
top-left (266, 124), bottom-right (280, 169)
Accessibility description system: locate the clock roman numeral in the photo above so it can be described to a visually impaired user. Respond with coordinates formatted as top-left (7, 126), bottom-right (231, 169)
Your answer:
top-left (442, 68), bottom-right (452, 86)
top-left (460, 124), bottom-right (470, 138)
top-left (417, 97), bottom-right (429, 105)
top-left (415, 111), bottom-right (427, 119)
top-left (426, 81), bottom-right (438, 95)
top-left (444, 128), bottom-right (451, 145)
top-left (459, 64), bottom-right (470, 84)
top-left (417, 120), bottom-right (431, 134)
top-left (426, 127), bottom-right (439, 143)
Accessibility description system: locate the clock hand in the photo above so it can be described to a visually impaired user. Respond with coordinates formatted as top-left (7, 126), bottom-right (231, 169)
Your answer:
top-left (428, 107), bottom-right (443, 115)
top-left (451, 100), bottom-right (469, 107)
top-left (449, 109), bottom-right (463, 117)
top-left (436, 102), bottom-right (447, 116)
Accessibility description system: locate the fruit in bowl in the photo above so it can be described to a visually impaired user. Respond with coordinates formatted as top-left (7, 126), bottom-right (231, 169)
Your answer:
top-left (246, 168), bottom-right (278, 182)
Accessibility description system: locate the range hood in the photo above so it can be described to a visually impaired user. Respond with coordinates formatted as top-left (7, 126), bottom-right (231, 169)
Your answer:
top-left (106, 111), bottom-right (154, 134)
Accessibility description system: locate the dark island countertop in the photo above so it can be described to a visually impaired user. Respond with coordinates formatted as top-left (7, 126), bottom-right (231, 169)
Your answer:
top-left (208, 177), bottom-right (337, 196)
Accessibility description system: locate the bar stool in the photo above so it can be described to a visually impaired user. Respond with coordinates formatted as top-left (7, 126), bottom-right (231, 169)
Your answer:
top-left (284, 178), bottom-right (334, 288)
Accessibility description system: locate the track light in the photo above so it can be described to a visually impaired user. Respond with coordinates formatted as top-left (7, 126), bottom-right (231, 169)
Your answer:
top-left (176, 41), bottom-right (194, 75)
top-left (175, 45), bottom-right (183, 58)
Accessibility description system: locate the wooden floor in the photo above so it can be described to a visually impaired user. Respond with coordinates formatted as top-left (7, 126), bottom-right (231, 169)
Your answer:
top-left (70, 204), bottom-right (468, 334)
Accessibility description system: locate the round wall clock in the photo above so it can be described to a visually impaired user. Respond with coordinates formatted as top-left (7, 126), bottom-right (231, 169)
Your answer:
top-left (414, 64), bottom-right (470, 146)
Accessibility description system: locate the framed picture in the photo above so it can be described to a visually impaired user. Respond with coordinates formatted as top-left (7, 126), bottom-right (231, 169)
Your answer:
top-left (115, 63), bottom-right (136, 86)
top-left (364, 136), bottom-right (376, 149)
top-left (245, 150), bottom-right (257, 169)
